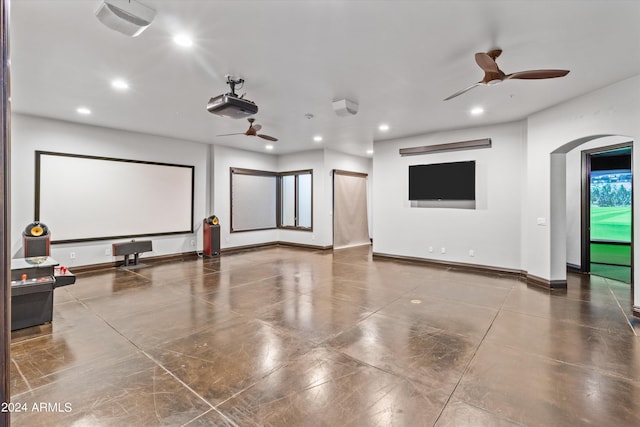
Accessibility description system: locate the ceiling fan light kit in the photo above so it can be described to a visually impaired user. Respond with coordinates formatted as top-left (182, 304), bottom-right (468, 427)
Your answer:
top-left (444, 49), bottom-right (570, 101)
top-left (95, 0), bottom-right (156, 37)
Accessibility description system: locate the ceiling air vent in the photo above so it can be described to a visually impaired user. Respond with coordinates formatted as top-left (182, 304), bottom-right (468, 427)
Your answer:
top-left (95, 0), bottom-right (156, 37)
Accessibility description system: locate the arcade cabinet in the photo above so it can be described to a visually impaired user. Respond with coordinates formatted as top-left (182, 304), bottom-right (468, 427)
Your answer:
top-left (11, 222), bottom-right (76, 331)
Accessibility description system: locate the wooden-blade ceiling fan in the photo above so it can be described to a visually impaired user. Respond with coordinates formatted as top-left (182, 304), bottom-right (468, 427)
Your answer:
top-left (217, 118), bottom-right (278, 141)
top-left (444, 49), bottom-right (570, 101)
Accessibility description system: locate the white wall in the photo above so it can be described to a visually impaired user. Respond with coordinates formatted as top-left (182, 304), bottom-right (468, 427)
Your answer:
top-left (372, 121), bottom-right (525, 271)
top-left (11, 114), bottom-right (209, 267)
top-left (10, 117), bottom-right (370, 263)
top-left (211, 145), bottom-right (278, 249)
top-left (11, 118), bottom-right (373, 260)
top-left (565, 135), bottom-right (631, 267)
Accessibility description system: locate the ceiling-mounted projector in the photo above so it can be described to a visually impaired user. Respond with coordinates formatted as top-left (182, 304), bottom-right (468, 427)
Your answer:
top-left (95, 0), bottom-right (156, 37)
top-left (207, 76), bottom-right (259, 119)
top-left (207, 94), bottom-right (258, 119)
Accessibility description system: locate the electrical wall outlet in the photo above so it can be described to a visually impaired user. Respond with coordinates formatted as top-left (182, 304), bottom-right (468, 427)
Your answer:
top-left (428, 246), bottom-right (433, 253)
top-left (190, 239), bottom-right (195, 247)
top-left (440, 247), bottom-right (446, 254)
top-left (69, 252), bottom-right (76, 259)
top-left (469, 249), bottom-right (475, 257)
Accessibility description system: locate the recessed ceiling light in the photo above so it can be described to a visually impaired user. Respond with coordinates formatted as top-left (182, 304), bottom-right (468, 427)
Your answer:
top-left (366, 149), bottom-right (374, 155)
top-left (265, 144), bottom-right (274, 150)
top-left (76, 107), bottom-right (91, 115)
top-left (378, 124), bottom-right (390, 131)
top-left (313, 135), bottom-right (323, 142)
top-left (111, 79), bottom-right (129, 90)
top-left (471, 107), bottom-right (484, 116)
top-left (173, 34), bottom-right (193, 47)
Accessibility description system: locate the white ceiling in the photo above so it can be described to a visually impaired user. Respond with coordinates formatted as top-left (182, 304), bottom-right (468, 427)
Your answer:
top-left (9, 1), bottom-right (640, 157)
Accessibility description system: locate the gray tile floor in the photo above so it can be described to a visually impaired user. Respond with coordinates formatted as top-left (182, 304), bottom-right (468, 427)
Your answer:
top-left (9, 245), bottom-right (640, 426)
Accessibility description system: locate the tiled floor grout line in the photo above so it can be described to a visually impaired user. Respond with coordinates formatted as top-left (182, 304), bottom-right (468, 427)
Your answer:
top-left (10, 358), bottom-right (32, 394)
top-left (498, 304), bottom-right (632, 334)
top-left (181, 408), bottom-right (217, 427)
top-left (431, 284), bottom-right (517, 427)
top-left (140, 349), bottom-right (240, 427)
top-left (75, 272), bottom-right (333, 426)
top-left (607, 282), bottom-right (638, 337)
top-left (71, 298), bottom-right (240, 427)
top-left (481, 340), bottom-right (640, 384)
top-left (209, 262), bottom-right (423, 410)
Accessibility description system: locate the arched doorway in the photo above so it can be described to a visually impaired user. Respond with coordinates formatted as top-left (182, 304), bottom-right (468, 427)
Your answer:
top-left (551, 135), bottom-right (634, 293)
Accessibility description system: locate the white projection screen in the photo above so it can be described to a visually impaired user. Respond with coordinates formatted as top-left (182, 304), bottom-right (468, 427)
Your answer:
top-left (36, 151), bottom-right (194, 243)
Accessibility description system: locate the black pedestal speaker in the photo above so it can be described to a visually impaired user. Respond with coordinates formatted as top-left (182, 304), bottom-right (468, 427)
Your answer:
top-left (203, 218), bottom-right (220, 258)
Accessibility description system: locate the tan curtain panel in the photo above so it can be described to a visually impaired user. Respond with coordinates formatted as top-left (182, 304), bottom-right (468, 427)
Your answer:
top-left (333, 171), bottom-right (370, 249)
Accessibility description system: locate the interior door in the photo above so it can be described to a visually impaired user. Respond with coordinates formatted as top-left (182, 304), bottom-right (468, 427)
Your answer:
top-left (582, 144), bottom-right (633, 283)
top-left (333, 170), bottom-right (370, 249)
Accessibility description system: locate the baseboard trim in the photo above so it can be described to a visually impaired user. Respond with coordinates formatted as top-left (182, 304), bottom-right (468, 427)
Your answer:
top-left (67, 246), bottom-right (576, 292)
top-left (567, 263), bottom-right (583, 274)
top-left (372, 252), bottom-right (572, 290)
top-left (526, 273), bottom-right (568, 290)
top-left (277, 241), bottom-right (333, 251)
top-left (220, 241), bottom-right (279, 254)
top-left (633, 306), bottom-right (640, 319)
top-left (372, 252), bottom-right (525, 278)
top-left (221, 241), bottom-right (332, 254)
top-left (71, 251), bottom-right (199, 273)
top-left (65, 242), bottom-right (332, 272)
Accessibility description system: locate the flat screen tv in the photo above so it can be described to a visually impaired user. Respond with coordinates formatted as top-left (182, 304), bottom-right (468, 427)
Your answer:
top-left (409, 161), bottom-right (475, 201)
